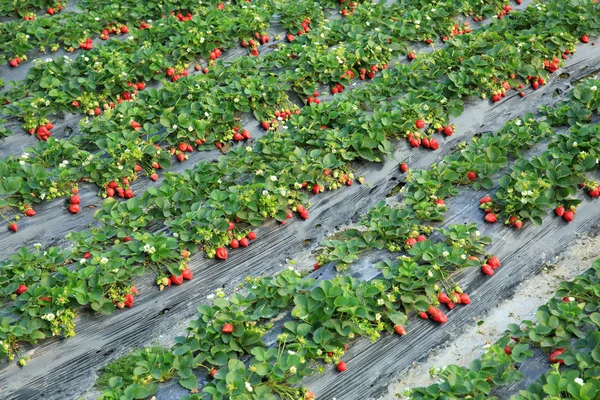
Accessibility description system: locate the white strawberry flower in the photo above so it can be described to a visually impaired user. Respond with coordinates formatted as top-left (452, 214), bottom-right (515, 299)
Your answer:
top-left (206, 294), bottom-right (215, 300)
top-left (515, 119), bottom-right (522, 126)
top-left (188, 126), bottom-right (193, 132)
top-left (270, 175), bottom-right (278, 181)
top-left (569, 297), bottom-right (575, 301)
top-left (262, 190), bottom-right (269, 196)
top-left (375, 313), bottom-right (382, 321)
top-left (100, 257), bottom-right (109, 264)
top-left (461, 254), bottom-right (467, 260)
top-left (246, 146), bottom-right (252, 152)
top-left (575, 378), bottom-right (584, 386)
top-left (245, 382), bottom-right (253, 392)
top-left (590, 86), bottom-right (597, 91)
top-left (317, 349), bottom-right (322, 355)
top-left (475, 230), bottom-right (481, 236)
top-left (80, 258), bottom-right (87, 264)
top-left (289, 366), bottom-right (297, 374)
top-left (172, 124), bottom-right (177, 130)
top-left (288, 350), bottom-right (296, 355)
top-left (200, 37), bottom-right (205, 43)
top-left (442, 251), bottom-right (449, 257)
top-left (34, 243), bottom-right (41, 248)
top-left (377, 298), bottom-right (385, 306)
top-left (428, 270), bottom-right (433, 277)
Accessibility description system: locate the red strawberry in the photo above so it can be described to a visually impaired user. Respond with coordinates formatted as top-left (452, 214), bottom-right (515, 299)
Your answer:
top-left (210, 369), bottom-right (218, 378)
top-left (405, 238), bottom-right (417, 247)
top-left (312, 184), bottom-right (320, 195)
top-left (549, 348), bottom-right (565, 364)
top-left (300, 210), bottom-right (309, 219)
top-left (416, 235), bottom-right (427, 242)
top-left (216, 247), bottom-right (228, 260)
top-left (16, 284), bottom-right (29, 295)
top-left (581, 35), bottom-right (590, 43)
top-left (394, 325), bottom-right (407, 335)
top-left (408, 52), bottom-right (416, 60)
top-left (419, 311), bottom-right (429, 319)
top-left (459, 293), bottom-right (471, 304)
top-left (415, 120), bottom-right (425, 129)
top-left (150, 173), bottom-right (159, 181)
top-left (446, 302), bottom-right (455, 310)
top-left (247, 231), bottom-right (257, 240)
top-left (555, 206), bottom-right (565, 217)
top-left (70, 195), bottom-right (81, 205)
top-left (481, 264), bottom-right (494, 275)
top-left (123, 236), bottom-right (131, 242)
top-left (181, 250), bottom-right (191, 258)
top-left (504, 346), bottom-right (512, 355)
top-left (222, 323), bottom-right (234, 333)
top-left (467, 171), bottom-right (477, 180)
top-left (479, 196), bottom-right (492, 204)
top-left (514, 220), bottom-right (523, 229)
top-left (182, 267), bottom-right (193, 280)
top-left (438, 292), bottom-right (451, 304)
top-left (400, 163), bottom-right (409, 173)
top-left (487, 256), bottom-right (501, 269)
top-left (124, 294), bottom-right (134, 308)
top-left (69, 204), bottom-right (80, 214)
top-left (336, 361), bottom-right (347, 372)
top-left (242, 130), bottom-right (251, 139)
top-left (170, 274), bottom-right (184, 285)
top-left (84, 252), bottom-right (91, 259)
top-left (25, 209), bottom-right (36, 217)
top-left (120, 25), bottom-right (129, 34)
top-left (442, 125), bottom-right (453, 136)
top-left (432, 310), bottom-right (448, 323)
top-left (240, 238), bottom-right (249, 247)
top-left (563, 211), bottom-right (574, 222)
top-left (492, 94), bottom-right (501, 102)
top-left (485, 213), bottom-right (497, 223)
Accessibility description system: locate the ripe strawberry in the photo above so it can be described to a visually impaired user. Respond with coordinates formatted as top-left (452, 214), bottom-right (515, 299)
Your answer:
top-left (300, 210), bottom-right (309, 219)
top-left (240, 238), bottom-right (249, 247)
top-left (504, 346), bottom-right (512, 355)
top-left (419, 311), bottom-right (428, 319)
top-left (25, 208), bottom-right (36, 217)
top-left (405, 238), bottom-right (417, 247)
top-left (485, 213), bottom-right (497, 223)
top-left (16, 284), bottom-right (29, 295)
top-left (84, 252), bottom-right (91, 259)
top-left (400, 163), bottom-right (408, 173)
top-left (123, 236), bottom-right (131, 242)
top-left (432, 310), bottom-right (448, 323)
top-left (336, 361), bottom-right (347, 372)
top-left (9, 59), bottom-right (18, 67)
top-left (124, 294), bottom-right (134, 308)
top-left (130, 286), bottom-right (139, 295)
top-left (446, 301), bottom-right (455, 310)
top-left (555, 206), bottom-right (565, 217)
top-left (120, 25), bottom-right (129, 34)
top-left (242, 130), bottom-right (251, 139)
top-left (247, 231), bottom-right (257, 240)
top-left (416, 235), bottom-right (427, 242)
top-left (150, 173), bottom-right (159, 181)
top-left (514, 220), bottom-right (523, 229)
top-left (408, 52), bottom-right (416, 60)
top-left (182, 267), bottom-right (193, 280)
top-left (314, 262), bottom-right (320, 270)
top-left (437, 292), bottom-right (450, 304)
top-left (124, 189), bottom-right (134, 198)
top-left (479, 196), bottom-right (492, 204)
top-left (70, 195), bottom-right (81, 205)
top-left (312, 184), bottom-right (320, 195)
top-left (429, 139), bottom-right (439, 150)
top-left (563, 211), bottom-right (574, 222)
top-left (222, 323), bottom-right (234, 333)
top-left (487, 256), bottom-right (501, 269)
top-left (549, 348), bottom-right (565, 364)
top-left (228, 222), bottom-right (235, 231)
top-left (216, 247), bottom-right (228, 260)
top-left (459, 293), bottom-right (471, 304)
top-left (210, 369), bottom-right (218, 378)
top-left (69, 204), bottom-right (80, 214)
top-left (415, 119), bottom-right (425, 129)
top-left (177, 153), bottom-right (186, 162)
top-left (443, 126), bottom-right (453, 136)
top-left (170, 274), bottom-right (184, 285)
top-left (230, 238), bottom-right (240, 249)
top-left (305, 391), bottom-right (315, 400)
top-left (581, 35), bottom-right (590, 43)
top-left (394, 325), bottom-right (407, 335)
top-left (467, 171), bottom-right (477, 180)
top-left (117, 302), bottom-right (125, 309)
top-left (481, 264), bottom-right (494, 275)
top-left (492, 94), bottom-right (501, 102)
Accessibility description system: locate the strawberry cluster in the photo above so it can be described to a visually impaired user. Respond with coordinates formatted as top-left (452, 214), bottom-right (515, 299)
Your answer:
top-left (100, 24), bottom-right (129, 41)
top-left (481, 255), bottom-right (501, 276)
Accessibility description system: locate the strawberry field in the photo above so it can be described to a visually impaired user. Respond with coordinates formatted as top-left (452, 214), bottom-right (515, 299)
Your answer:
top-left (0, 0), bottom-right (600, 399)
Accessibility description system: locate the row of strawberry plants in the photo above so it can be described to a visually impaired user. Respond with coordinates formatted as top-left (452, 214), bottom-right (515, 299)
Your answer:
top-left (406, 258), bottom-right (600, 399)
top-left (95, 224), bottom-right (494, 400)
top-left (317, 78), bottom-right (600, 270)
top-left (1, 0), bottom-right (595, 223)
top-left (315, 114), bottom-right (552, 270)
top-left (0, 0), bottom-right (596, 370)
top-left (0, 0), bottom-right (232, 64)
top-left (0, 0), bottom-right (515, 132)
top-left (0, 0), bottom-right (65, 18)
